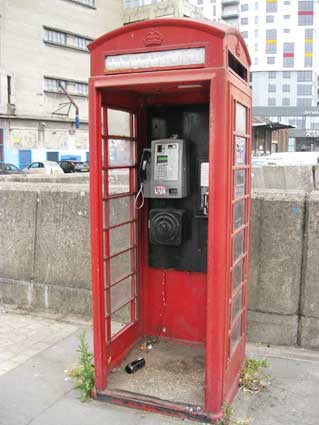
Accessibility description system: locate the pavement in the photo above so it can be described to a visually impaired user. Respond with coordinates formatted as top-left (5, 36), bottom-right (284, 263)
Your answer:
top-left (0, 306), bottom-right (319, 425)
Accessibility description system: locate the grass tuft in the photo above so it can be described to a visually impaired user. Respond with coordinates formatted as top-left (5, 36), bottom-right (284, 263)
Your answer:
top-left (68, 331), bottom-right (95, 401)
top-left (239, 358), bottom-right (270, 393)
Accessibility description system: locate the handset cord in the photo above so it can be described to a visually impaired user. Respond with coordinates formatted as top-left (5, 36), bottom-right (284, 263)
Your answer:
top-left (134, 182), bottom-right (145, 210)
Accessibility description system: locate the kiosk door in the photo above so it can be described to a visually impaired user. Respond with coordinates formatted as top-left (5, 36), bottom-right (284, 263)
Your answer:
top-left (98, 105), bottom-right (141, 374)
top-left (224, 85), bottom-right (251, 396)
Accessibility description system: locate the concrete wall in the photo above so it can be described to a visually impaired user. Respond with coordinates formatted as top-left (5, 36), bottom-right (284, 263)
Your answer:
top-left (0, 182), bottom-right (91, 315)
top-left (252, 165), bottom-right (317, 192)
top-left (1, 179), bottom-right (319, 349)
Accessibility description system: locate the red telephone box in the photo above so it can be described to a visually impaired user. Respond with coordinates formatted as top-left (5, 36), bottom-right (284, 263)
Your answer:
top-left (88, 18), bottom-right (251, 423)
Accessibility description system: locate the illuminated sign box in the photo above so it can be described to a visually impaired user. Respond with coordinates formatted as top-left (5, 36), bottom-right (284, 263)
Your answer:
top-left (105, 48), bottom-right (205, 72)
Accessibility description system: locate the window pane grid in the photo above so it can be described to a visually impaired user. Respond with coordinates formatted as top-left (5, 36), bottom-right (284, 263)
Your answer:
top-left (102, 107), bottom-right (137, 341)
top-left (228, 100), bottom-right (250, 358)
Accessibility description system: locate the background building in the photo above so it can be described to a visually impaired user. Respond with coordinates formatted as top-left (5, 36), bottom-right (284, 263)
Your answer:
top-left (222, 0), bottom-right (319, 152)
top-left (0, 0), bottom-right (122, 168)
top-left (123, 0), bottom-right (206, 23)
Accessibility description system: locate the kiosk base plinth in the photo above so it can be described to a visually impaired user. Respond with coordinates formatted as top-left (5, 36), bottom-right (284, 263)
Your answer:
top-left (96, 338), bottom-right (221, 422)
top-left (96, 388), bottom-right (220, 423)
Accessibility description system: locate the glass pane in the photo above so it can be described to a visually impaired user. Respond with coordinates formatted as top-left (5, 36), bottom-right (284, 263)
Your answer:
top-left (109, 169), bottom-right (130, 195)
top-left (232, 259), bottom-right (244, 291)
top-left (236, 102), bottom-right (247, 135)
top-left (110, 249), bottom-right (136, 284)
top-left (233, 230), bottom-right (245, 261)
top-left (109, 139), bottom-right (136, 166)
top-left (108, 109), bottom-right (130, 137)
top-left (230, 315), bottom-right (242, 354)
top-left (235, 136), bottom-right (246, 165)
top-left (234, 169), bottom-right (246, 199)
top-left (231, 289), bottom-right (243, 323)
top-left (110, 277), bottom-right (133, 313)
top-left (234, 199), bottom-right (245, 230)
top-left (102, 170), bottom-right (107, 198)
top-left (111, 303), bottom-right (131, 337)
top-left (102, 200), bottom-right (109, 229)
top-left (110, 223), bottom-right (135, 256)
top-left (109, 196), bottom-right (134, 227)
top-left (104, 261), bottom-right (110, 293)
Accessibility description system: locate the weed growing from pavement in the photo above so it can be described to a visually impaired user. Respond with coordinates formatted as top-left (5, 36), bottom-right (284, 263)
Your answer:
top-left (216, 403), bottom-right (250, 425)
top-left (239, 358), bottom-right (270, 393)
top-left (68, 331), bottom-right (95, 401)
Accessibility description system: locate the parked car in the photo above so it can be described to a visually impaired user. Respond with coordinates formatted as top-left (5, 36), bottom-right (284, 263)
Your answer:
top-left (23, 161), bottom-right (63, 175)
top-left (0, 162), bottom-right (23, 175)
top-left (74, 161), bottom-right (89, 172)
top-left (58, 160), bottom-right (77, 173)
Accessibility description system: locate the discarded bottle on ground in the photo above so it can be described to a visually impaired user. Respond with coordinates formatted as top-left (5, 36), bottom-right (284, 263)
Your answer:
top-left (125, 357), bottom-right (145, 374)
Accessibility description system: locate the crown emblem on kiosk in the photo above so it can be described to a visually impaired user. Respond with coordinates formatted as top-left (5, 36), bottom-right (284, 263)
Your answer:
top-left (143, 31), bottom-right (163, 46)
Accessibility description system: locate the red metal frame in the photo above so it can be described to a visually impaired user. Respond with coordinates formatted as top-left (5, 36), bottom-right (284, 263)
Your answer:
top-left (89, 18), bottom-right (251, 423)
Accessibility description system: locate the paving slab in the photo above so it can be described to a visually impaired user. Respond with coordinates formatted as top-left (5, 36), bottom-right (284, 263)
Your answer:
top-left (0, 309), bottom-right (319, 425)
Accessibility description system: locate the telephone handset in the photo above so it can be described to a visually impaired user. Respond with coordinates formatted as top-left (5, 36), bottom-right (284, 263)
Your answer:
top-left (134, 148), bottom-right (151, 210)
top-left (139, 149), bottom-right (151, 182)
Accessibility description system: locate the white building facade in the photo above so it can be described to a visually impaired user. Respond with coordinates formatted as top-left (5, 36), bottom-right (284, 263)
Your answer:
top-left (221, 0), bottom-right (319, 152)
top-left (0, 0), bottom-right (122, 168)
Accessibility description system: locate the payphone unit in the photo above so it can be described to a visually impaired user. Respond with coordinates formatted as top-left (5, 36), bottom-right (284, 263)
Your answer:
top-left (141, 138), bottom-right (189, 199)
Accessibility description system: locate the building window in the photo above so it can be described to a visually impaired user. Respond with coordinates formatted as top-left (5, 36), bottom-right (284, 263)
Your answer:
top-left (284, 15), bottom-right (290, 19)
top-left (305, 56), bottom-right (313, 67)
top-left (298, 1), bottom-right (314, 26)
top-left (266, 0), bottom-right (277, 13)
top-left (284, 29), bottom-right (290, 33)
top-left (44, 29), bottom-right (66, 45)
top-left (268, 71), bottom-right (276, 79)
top-left (305, 28), bottom-right (313, 38)
top-left (255, 2), bottom-right (259, 10)
top-left (284, 1), bottom-right (290, 4)
top-left (198, 0), bottom-right (203, 4)
top-left (297, 98), bottom-right (312, 107)
top-left (255, 43), bottom-right (258, 52)
top-left (254, 57), bottom-right (258, 65)
top-left (255, 16), bottom-right (258, 24)
top-left (267, 56), bottom-right (275, 64)
top-left (266, 15), bottom-right (274, 23)
top-left (44, 27), bottom-right (92, 52)
top-left (266, 29), bottom-right (277, 54)
top-left (241, 4), bottom-right (248, 11)
top-left (241, 31), bottom-right (248, 38)
top-left (268, 84), bottom-right (276, 92)
top-left (298, 71), bottom-right (312, 82)
top-left (283, 57), bottom-right (294, 67)
top-left (74, 36), bottom-right (90, 50)
top-left (283, 42), bottom-right (294, 68)
top-left (65, 0), bottom-right (95, 7)
top-left (241, 18), bottom-right (248, 25)
top-left (44, 77), bottom-right (88, 96)
top-left (283, 71), bottom-right (291, 78)
top-left (283, 84), bottom-right (290, 92)
top-left (268, 97), bottom-right (276, 106)
top-left (297, 84), bottom-right (312, 96)
top-left (282, 98), bottom-right (290, 106)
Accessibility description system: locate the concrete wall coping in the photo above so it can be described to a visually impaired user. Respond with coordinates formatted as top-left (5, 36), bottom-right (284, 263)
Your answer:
top-left (0, 183), bottom-right (89, 193)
